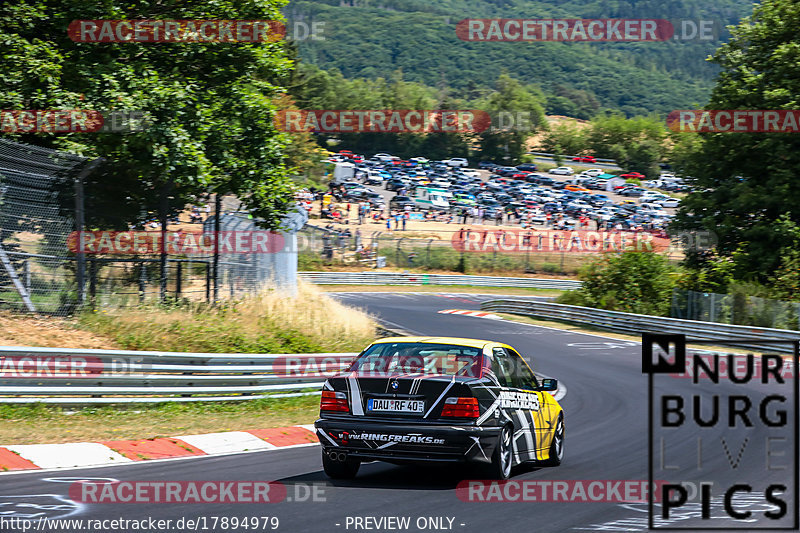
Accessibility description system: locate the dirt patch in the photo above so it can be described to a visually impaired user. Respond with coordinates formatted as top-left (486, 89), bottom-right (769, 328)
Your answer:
top-left (528, 115), bottom-right (591, 151)
top-left (0, 312), bottom-right (118, 349)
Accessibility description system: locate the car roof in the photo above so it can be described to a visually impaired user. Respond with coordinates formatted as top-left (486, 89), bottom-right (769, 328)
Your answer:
top-left (371, 336), bottom-right (514, 351)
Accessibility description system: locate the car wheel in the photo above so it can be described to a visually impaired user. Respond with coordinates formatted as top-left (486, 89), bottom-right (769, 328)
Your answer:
top-left (322, 450), bottom-right (361, 479)
top-left (483, 425), bottom-right (513, 480)
top-left (542, 414), bottom-right (565, 466)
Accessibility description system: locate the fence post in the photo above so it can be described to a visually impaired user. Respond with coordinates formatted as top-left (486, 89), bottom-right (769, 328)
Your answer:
top-left (213, 194), bottom-right (221, 302)
top-left (205, 260), bottom-right (211, 302)
top-left (710, 292), bottom-right (717, 323)
top-left (158, 180), bottom-right (174, 303)
top-left (89, 259), bottom-right (97, 308)
top-left (138, 261), bottom-right (146, 303)
top-left (396, 237), bottom-right (405, 266)
top-left (458, 231), bottom-right (468, 273)
top-left (176, 261), bottom-right (182, 299)
top-left (73, 158), bottom-right (102, 306)
top-left (23, 260), bottom-right (30, 295)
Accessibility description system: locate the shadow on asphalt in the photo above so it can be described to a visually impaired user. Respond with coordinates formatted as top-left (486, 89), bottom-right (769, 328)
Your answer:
top-left (277, 462), bottom-right (545, 491)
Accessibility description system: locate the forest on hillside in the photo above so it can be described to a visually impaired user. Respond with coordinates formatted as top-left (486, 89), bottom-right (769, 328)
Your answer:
top-left (286, 0), bottom-right (754, 116)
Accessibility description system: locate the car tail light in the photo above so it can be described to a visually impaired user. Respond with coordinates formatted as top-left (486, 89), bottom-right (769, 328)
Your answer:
top-left (441, 397), bottom-right (480, 418)
top-left (320, 390), bottom-right (349, 413)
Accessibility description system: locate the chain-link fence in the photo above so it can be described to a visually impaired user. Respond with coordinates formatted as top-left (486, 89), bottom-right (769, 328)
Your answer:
top-left (671, 289), bottom-right (800, 330)
top-left (0, 138), bottom-right (300, 316)
top-left (298, 223), bottom-right (689, 276)
top-left (0, 138), bottom-right (86, 314)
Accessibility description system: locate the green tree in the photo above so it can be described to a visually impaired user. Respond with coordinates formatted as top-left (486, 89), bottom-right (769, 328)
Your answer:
top-left (1, 0), bottom-right (296, 229)
top-left (538, 122), bottom-right (587, 156)
top-left (672, 0), bottom-right (800, 281)
top-left (771, 249), bottom-right (800, 301)
top-left (475, 75), bottom-right (546, 164)
top-left (585, 114), bottom-right (666, 177)
top-left (558, 251), bottom-right (678, 316)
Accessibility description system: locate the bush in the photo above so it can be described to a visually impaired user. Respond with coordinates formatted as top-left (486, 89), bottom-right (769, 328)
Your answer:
top-left (541, 263), bottom-right (560, 273)
top-left (557, 251), bottom-right (677, 315)
top-left (554, 289), bottom-right (585, 306)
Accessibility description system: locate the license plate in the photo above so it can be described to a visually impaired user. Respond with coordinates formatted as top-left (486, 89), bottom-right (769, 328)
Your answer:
top-left (367, 398), bottom-right (424, 413)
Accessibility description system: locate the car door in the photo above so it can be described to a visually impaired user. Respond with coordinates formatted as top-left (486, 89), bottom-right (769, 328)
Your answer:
top-left (505, 348), bottom-right (552, 460)
top-left (490, 347), bottom-right (537, 462)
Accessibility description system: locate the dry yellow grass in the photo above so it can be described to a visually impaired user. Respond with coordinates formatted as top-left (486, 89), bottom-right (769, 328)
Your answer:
top-left (79, 281), bottom-right (378, 353)
top-left (238, 281), bottom-right (377, 350)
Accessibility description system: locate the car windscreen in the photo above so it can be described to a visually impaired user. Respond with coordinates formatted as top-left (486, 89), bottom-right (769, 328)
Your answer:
top-left (348, 343), bottom-right (483, 378)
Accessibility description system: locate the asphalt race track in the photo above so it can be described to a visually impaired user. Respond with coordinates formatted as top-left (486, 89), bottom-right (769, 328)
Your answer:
top-left (1, 292), bottom-right (795, 532)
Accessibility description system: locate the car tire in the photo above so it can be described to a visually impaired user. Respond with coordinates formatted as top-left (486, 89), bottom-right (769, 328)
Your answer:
top-left (483, 425), bottom-right (513, 480)
top-left (322, 451), bottom-right (361, 479)
top-left (542, 414), bottom-right (565, 466)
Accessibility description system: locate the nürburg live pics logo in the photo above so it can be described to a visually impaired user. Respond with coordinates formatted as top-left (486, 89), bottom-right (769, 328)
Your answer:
top-left (643, 333), bottom-right (798, 529)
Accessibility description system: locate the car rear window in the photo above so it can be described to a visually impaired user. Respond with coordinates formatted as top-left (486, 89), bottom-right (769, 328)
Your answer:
top-left (349, 343), bottom-right (484, 377)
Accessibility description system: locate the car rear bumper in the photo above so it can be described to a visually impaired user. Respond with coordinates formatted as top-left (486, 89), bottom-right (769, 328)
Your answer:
top-left (314, 418), bottom-right (501, 464)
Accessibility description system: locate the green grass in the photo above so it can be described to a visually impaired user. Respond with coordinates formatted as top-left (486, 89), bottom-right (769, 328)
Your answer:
top-left (315, 284), bottom-right (566, 297)
top-left (301, 245), bottom-right (587, 275)
top-left (0, 395), bottom-right (322, 444)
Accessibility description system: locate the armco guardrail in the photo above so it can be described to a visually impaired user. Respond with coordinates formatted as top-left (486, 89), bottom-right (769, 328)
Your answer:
top-left (0, 346), bottom-right (357, 404)
top-left (299, 272), bottom-right (581, 290)
top-left (481, 300), bottom-right (800, 353)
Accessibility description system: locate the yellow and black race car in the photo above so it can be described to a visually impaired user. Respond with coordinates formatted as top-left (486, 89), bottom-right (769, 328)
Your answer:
top-left (314, 336), bottom-right (564, 480)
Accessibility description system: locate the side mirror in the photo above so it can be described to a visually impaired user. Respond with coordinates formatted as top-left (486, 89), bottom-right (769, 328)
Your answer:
top-left (539, 378), bottom-right (558, 392)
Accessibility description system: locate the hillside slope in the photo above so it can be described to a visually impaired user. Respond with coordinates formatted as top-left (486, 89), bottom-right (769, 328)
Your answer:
top-left (286, 0), bottom-right (754, 116)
